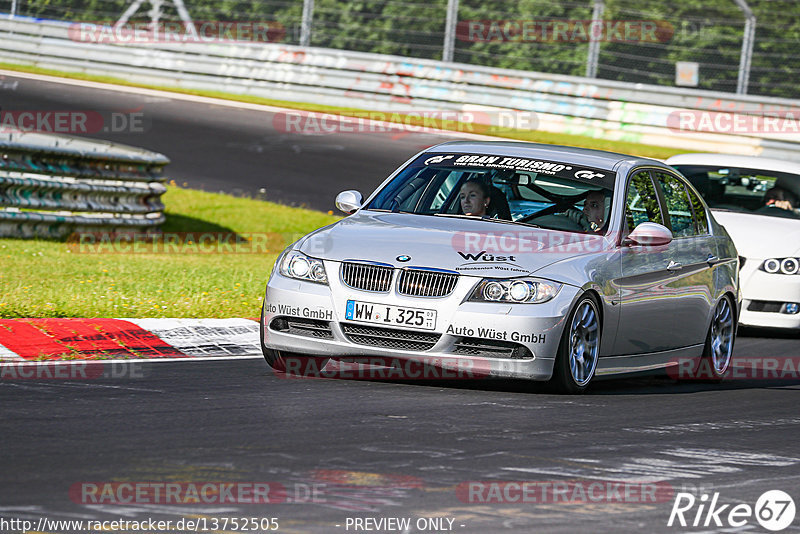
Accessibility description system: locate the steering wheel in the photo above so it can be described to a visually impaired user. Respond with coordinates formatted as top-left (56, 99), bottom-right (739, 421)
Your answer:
top-left (518, 188), bottom-right (589, 225)
top-left (562, 207), bottom-right (594, 232)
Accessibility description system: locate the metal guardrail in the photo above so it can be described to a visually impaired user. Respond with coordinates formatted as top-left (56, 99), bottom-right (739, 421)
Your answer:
top-left (0, 132), bottom-right (169, 238)
top-left (1, 18), bottom-right (799, 161)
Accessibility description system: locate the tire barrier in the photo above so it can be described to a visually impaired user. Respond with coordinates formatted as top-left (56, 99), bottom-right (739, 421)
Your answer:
top-left (0, 131), bottom-right (169, 238)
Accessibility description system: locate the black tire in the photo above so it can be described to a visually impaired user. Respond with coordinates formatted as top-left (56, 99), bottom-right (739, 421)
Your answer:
top-left (260, 304), bottom-right (329, 375)
top-left (550, 294), bottom-right (602, 394)
top-left (259, 303), bottom-right (284, 371)
top-left (696, 294), bottom-right (736, 382)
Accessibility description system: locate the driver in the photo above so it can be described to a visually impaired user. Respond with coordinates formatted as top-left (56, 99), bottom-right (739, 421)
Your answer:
top-left (583, 190), bottom-right (607, 231)
top-left (756, 186), bottom-right (799, 218)
top-left (564, 190), bottom-right (607, 232)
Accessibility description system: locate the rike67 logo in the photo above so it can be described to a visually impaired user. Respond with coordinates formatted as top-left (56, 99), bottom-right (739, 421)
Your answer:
top-left (668, 490), bottom-right (796, 531)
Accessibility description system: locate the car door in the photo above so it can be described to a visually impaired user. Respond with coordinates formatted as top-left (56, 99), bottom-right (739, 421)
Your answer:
top-left (613, 169), bottom-right (679, 355)
top-left (652, 171), bottom-right (716, 346)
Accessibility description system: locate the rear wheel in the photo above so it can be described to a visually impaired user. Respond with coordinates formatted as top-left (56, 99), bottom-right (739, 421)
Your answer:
top-left (699, 295), bottom-right (736, 381)
top-left (551, 294), bottom-right (601, 394)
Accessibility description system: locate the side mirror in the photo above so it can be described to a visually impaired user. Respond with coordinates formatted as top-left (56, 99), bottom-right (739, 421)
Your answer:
top-left (624, 222), bottom-right (673, 246)
top-left (335, 190), bottom-right (363, 214)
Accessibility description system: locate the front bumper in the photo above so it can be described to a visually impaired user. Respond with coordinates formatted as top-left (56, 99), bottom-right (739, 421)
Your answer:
top-left (261, 266), bottom-right (580, 381)
top-left (739, 260), bottom-right (800, 329)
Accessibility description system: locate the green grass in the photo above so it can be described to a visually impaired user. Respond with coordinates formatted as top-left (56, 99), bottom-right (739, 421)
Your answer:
top-left (0, 186), bottom-right (340, 318)
top-left (0, 61), bottom-right (690, 159)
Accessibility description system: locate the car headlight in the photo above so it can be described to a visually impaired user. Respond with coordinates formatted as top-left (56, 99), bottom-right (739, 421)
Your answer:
top-left (279, 251), bottom-right (328, 284)
top-left (761, 257), bottom-right (800, 275)
top-left (469, 278), bottom-right (562, 304)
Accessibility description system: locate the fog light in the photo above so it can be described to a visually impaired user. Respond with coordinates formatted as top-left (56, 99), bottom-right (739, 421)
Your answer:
top-left (784, 303), bottom-right (800, 314)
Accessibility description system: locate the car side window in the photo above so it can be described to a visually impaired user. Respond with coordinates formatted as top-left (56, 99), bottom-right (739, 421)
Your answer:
top-left (625, 171), bottom-right (663, 231)
top-left (430, 171), bottom-right (464, 212)
top-left (655, 172), bottom-right (696, 237)
top-left (687, 186), bottom-right (709, 235)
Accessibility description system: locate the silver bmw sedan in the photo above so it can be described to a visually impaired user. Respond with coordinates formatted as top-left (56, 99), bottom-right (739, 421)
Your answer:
top-left (261, 141), bottom-right (740, 393)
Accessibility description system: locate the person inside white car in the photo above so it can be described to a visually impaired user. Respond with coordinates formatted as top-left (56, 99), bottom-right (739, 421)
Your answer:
top-left (756, 186), bottom-right (799, 219)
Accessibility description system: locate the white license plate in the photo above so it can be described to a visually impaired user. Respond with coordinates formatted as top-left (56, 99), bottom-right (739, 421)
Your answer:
top-left (345, 300), bottom-right (437, 330)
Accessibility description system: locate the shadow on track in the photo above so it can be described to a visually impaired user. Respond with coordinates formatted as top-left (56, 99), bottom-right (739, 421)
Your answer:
top-left (259, 362), bottom-right (800, 397)
top-left (739, 326), bottom-right (800, 339)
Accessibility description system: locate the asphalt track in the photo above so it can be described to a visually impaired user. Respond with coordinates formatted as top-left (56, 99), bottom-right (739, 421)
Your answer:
top-left (0, 72), bottom-right (464, 211)
top-left (1, 338), bottom-right (799, 534)
top-left (2, 72), bottom-right (800, 533)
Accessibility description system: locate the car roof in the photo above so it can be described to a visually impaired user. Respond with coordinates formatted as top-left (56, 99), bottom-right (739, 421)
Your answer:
top-left (424, 141), bottom-right (663, 173)
top-left (666, 153), bottom-right (800, 175)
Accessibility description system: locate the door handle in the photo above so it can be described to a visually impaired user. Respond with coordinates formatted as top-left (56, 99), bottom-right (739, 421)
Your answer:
top-left (667, 260), bottom-right (682, 272)
top-left (707, 254), bottom-right (720, 265)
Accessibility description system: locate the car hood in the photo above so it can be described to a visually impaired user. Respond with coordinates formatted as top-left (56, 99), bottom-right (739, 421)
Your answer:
top-left (298, 210), bottom-right (612, 276)
top-left (712, 210), bottom-right (800, 258)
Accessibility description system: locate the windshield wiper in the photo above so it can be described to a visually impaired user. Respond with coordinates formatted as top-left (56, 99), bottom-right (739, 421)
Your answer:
top-left (433, 213), bottom-right (484, 219)
top-left (432, 213), bottom-right (543, 228)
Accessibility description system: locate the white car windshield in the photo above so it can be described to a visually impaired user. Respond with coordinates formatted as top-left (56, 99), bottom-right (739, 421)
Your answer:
top-left (365, 153), bottom-right (616, 235)
top-left (672, 164), bottom-right (800, 220)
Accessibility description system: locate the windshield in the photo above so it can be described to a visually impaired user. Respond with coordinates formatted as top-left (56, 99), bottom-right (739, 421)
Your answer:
top-left (672, 164), bottom-right (800, 220)
top-left (366, 153), bottom-right (616, 234)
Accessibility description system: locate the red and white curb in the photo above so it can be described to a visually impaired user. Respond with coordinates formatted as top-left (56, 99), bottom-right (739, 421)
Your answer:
top-left (0, 318), bottom-right (263, 362)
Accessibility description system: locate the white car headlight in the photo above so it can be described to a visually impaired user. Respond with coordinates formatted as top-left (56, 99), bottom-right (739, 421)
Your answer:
top-left (279, 251), bottom-right (328, 284)
top-left (469, 278), bottom-right (562, 304)
top-left (761, 257), bottom-right (800, 275)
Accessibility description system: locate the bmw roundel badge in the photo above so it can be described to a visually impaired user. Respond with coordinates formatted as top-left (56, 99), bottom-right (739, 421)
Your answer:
top-left (396, 255), bottom-right (411, 262)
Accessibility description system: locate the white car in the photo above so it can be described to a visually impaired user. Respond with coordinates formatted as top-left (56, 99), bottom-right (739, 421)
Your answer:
top-left (668, 153), bottom-right (800, 331)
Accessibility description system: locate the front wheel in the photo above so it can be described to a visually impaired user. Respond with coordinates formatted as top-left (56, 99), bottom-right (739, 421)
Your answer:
top-left (259, 303), bottom-right (328, 375)
top-left (551, 294), bottom-right (601, 394)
